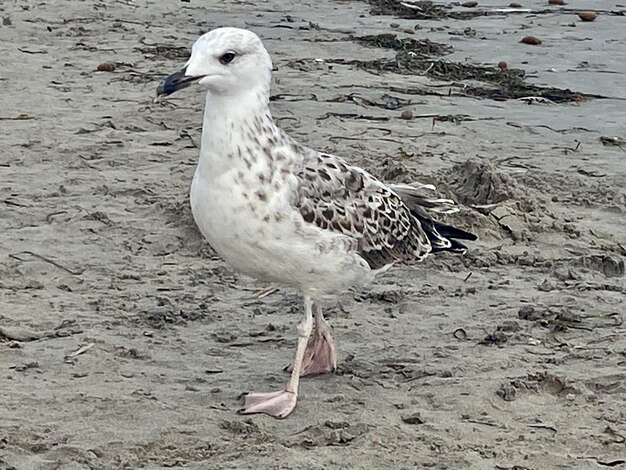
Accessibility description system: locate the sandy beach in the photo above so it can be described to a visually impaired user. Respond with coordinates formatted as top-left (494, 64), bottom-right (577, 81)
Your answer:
top-left (1, 0), bottom-right (625, 468)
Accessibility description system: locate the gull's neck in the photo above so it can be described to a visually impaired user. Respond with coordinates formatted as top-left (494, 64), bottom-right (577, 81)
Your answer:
top-left (198, 85), bottom-right (276, 178)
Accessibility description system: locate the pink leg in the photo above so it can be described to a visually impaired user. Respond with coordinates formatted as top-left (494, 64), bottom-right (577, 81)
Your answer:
top-left (285, 303), bottom-right (337, 376)
top-left (239, 295), bottom-right (314, 418)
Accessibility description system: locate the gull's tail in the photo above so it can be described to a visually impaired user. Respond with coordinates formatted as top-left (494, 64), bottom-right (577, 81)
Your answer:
top-left (391, 183), bottom-right (477, 254)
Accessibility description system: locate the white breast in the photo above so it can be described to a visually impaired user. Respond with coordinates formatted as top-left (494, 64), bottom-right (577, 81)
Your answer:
top-left (189, 164), bottom-right (372, 294)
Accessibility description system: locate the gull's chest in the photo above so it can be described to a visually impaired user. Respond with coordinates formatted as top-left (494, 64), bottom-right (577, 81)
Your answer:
top-left (188, 157), bottom-right (296, 274)
top-left (191, 167), bottom-right (268, 238)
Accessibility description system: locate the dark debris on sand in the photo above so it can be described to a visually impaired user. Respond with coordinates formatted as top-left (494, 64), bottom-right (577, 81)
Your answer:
top-left (367, 0), bottom-right (626, 20)
top-left (368, 0), bottom-right (454, 20)
top-left (368, 0), bottom-right (511, 20)
top-left (353, 33), bottom-right (452, 56)
top-left (333, 34), bottom-right (601, 103)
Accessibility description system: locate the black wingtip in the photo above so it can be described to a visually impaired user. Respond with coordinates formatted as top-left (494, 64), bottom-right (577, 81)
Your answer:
top-left (409, 210), bottom-right (477, 255)
top-left (430, 238), bottom-right (470, 254)
top-left (433, 221), bottom-right (478, 242)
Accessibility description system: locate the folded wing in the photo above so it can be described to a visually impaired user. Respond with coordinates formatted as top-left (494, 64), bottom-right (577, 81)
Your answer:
top-left (294, 153), bottom-right (475, 269)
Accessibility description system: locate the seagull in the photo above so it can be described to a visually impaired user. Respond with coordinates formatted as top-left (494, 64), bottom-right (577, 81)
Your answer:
top-left (156, 27), bottom-right (476, 418)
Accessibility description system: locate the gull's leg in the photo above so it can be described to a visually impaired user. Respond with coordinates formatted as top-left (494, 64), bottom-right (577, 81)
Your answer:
top-left (285, 303), bottom-right (337, 376)
top-left (239, 295), bottom-right (314, 418)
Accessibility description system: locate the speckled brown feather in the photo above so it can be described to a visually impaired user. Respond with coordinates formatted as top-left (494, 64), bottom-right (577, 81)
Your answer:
top-left (294, 153), bottom-right (433, 269)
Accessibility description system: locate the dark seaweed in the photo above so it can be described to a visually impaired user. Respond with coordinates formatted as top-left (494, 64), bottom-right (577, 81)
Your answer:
top-left (353, 33), bottom-right (452, 56)
top-left (329, 36), bottom-right (597, 103)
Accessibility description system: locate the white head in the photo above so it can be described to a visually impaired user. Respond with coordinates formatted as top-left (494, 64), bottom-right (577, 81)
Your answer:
top-left (156, 27), bottom-right (273, 97)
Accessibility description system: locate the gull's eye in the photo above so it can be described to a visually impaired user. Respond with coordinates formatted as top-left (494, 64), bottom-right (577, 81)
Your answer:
top-left (219, 51), bottom-right (236, 65)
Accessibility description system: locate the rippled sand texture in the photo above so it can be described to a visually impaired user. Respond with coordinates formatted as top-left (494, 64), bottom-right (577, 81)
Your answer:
top-left (1, 0), bottom-right (625, 468)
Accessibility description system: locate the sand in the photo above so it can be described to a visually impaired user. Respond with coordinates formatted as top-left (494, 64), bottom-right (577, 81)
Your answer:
top-left (1, 0), bottom-right (625, 468)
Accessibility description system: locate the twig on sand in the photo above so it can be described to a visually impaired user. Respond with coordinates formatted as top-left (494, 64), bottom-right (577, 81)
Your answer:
top-left (255, 286), bottom-right (280, 299)
top-left (528, 424), bottom-right (558, 433)
top-left (0, 113), bottom-right (33, 120)
top-left (400, 2), bottom-right (423, 11)
top-left (8, 251), bottom-right (85, 275)
top-left (67, 343), bottom-right (95, 358)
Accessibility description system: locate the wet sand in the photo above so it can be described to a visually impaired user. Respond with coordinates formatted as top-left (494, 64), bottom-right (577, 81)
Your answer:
top-left (1, 0), bottom-right (625, 469)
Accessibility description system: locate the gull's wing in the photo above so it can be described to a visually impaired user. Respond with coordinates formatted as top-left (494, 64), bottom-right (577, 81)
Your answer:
top-left (294, 152), bottom-right (432, 269)
top-left (294, 152), bottom-right (477, 269)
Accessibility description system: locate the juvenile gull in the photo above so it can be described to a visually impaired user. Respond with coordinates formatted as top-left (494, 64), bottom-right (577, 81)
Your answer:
top-left (156, 27), bottom-right (476, 418)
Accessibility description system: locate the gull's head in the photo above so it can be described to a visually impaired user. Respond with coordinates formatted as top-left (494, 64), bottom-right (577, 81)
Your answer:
top-left (156, 27), bottom-right (272, 98)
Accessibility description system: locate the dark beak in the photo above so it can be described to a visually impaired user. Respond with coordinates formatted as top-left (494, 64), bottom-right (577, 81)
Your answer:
top-left (156, 67), bottom-right (201, 97)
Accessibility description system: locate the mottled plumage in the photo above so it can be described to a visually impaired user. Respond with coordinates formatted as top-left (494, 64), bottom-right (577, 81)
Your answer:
top-left (294, 151), bottom-right (425, 269)
top-left (292, 148), bottom-right (476, 269)
top-left (157, 27), bottom-right (477, 418)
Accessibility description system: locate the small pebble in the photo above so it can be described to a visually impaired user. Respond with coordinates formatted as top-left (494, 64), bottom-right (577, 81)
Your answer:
top-left (403, 28), bottom-right (414, 34)
top-left (548, 0), bottom-right (566, 5)
top-left (453, 328), bottom-right (468, 340)
top-left (520, 36), bottom-right (542, 45)
top-left (497, 61), bottom-right (508, 70)
top-left (499, 320), bottom-right (520, 332)
top-left (401, 412), bottom-right (424, 425)
top-left (509, 2), bottom-right (521, 6)
top-left (577, 11), bottom-right (597, 22)
top-left (400, 110), bottom-right (413, 120)
top-left (2, 17), bottom-right (12, 26)
top-left (14, 361), bottom-right (39, 372)
top-left (88, 449), bottom-right (105, 458)
top-left (390, 23), bottom-right (400, 29)
top-left (97, 61), bottom-right (116, 72)
top-left (497, 384), bottom-right (517, 401)
top-left (462, 1), bottom-right (478, 7)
